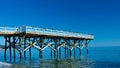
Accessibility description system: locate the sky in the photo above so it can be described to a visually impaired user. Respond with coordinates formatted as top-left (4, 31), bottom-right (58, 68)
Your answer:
top-left (0, 0), bottom-right (120, 47)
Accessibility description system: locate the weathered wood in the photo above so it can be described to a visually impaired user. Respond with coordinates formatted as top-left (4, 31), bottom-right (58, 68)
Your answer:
top-left (4, 37), bottom-right (7, 59)
top-left (24, 38), bottom-right (26, 59)
top-left (13, 36), bottom-right (16, 59)
top-left (9, 37), bottom-right (12, 59)
top-left (19, 37), bottom-right (22, 59)
top-left (29, 38), bottom-right (31, 59)
top-left (39, 37), bottom-right (42, 58)
top-left (85, 40), bottom-right (89, 55)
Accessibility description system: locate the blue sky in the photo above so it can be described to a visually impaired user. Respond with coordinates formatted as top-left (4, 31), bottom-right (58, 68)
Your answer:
top-left (0, 0), bottom-right (120, 47)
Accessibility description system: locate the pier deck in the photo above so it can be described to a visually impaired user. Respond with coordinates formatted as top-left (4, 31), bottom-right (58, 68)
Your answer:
top-left (0, 26), bottom-right (94, 59)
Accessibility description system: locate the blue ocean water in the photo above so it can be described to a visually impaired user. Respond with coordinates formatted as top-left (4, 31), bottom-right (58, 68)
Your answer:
top-left (89, 46), bottom-right (120, 68)
top-left (0, 46), bottom-right (120, 68)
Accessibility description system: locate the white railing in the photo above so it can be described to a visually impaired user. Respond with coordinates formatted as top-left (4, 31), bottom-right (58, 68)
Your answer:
top-left (0, 26), bottom-right (94, 39)
top-left (0, 27), bottom-right (19, 34)
top-left (25, 26), bottom-right (94, 39)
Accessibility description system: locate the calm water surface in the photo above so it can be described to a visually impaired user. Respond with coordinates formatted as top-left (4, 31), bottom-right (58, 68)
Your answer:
top-left (0, 46), bottom-right (120, 68)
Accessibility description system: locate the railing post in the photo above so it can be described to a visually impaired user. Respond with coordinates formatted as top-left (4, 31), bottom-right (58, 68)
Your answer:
top-left (22, 26), bottom-right (26, 33)
top-left (85, 40), bottom-right (89, 55)
top-left (5, 27), bottom-right (6, 33)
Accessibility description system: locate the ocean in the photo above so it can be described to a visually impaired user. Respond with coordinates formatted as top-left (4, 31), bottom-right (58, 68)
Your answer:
top-left (0, 46), bottom-right (120, 68)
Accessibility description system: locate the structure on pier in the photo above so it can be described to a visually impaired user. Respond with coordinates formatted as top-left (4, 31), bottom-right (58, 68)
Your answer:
top-left (0, 26), bottom-right (94, 59)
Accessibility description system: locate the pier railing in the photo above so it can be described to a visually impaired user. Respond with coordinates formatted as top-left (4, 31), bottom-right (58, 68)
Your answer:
top-left (0, 26), bottom-right (94, 39)
top-left (0, 27), bottom-right (19, 34)
top-left (24, 26), bottom-right (94, 39)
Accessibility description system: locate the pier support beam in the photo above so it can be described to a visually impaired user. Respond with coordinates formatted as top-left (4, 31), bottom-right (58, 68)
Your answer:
top-left (29, 38), bottom-right (31, 59)
top-left (39, 37), bottom-right (43, 58)
top-left (4, 37), bottom-right (7, 59)
top-left (70, 49), bottom-right (72, 57)
top-left (69, 40), bottom-right (72, 57)
top-left (2, 35), bottom-right (92, 60)
top-left (58, 38), bottom-right (61, 59)
top-left (19, 37), bottom-right (22, 59)
top-left (55, 38), bottom-right (58, 58)
top-left (13, 36), bottom-right (16, 59)
top-left (24, 38), bottom-right (26, 59)
top-left (85, 40), bottom-right (89, 55)
top-left (54, 38), bottom-right (56, 58)
top-left (79, 49), bottom-right (82, 56)
top-left (50, 38), bottom-right (53, 58)
top-left (9, 37), bottom-right (12, 59)
top-left (79, 40), bottom-right (83, 56)
top-left (74, 40), bottom-right (76, 58)
top-left (65, 46), bottom-right (67, 58)
top-left (59, 47), bottom-right (61, 58)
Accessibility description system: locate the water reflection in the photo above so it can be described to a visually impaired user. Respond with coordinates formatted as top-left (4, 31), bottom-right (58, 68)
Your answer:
top-left (10, 56), bottom-right (95, 68)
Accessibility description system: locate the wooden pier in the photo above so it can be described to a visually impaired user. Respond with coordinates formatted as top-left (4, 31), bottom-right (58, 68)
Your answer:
top-left (0, 26), bottom-right (94, 59)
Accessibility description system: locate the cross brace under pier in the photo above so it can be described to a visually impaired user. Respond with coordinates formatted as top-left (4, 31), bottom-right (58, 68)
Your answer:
top-left (4, 35), bottom-right (91, 59)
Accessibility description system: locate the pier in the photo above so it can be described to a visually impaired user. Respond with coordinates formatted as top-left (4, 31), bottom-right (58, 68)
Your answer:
top-left (0, 26), bottom-right (94, 59)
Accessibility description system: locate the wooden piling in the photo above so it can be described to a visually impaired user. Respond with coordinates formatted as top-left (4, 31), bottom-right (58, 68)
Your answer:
top-left (65, 46), bottom-right (66, 58)
top-left (13, 36), bottom-right (16, 59)
top-left (50, 39), bottom-right (53, 58)
top-left (4, 36), bottom-right (7, 59)
top-left (86, 40), bottom-right (89, 55)
top-left (87, 48), bottom-right (88, 55)
top-left (74, 48), bottom-right (76, 57)
top-left (54, 38), bottom-right (56, 58)
top-left (70, 49), bottom-right (72, 57)
top-left (24, 38), bottom-right (26, 59)
top-left (74, 40), bottom-right (76, 57)
top-left (79, 49), bottom-right (82, 56)
top-left (9, 37), bottom-right (12, 59)
top-left (29, 38), bottom-right (31, 59)
top-left (59, 47), bottom-right (61, 58)
top-left (19, 37), bottom-right (22, 59)
top-left (39, 37), bottom-right (43, 58)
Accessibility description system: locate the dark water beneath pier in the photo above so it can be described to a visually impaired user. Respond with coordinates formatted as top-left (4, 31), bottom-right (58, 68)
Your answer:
top-left (0, 46), bottom-right (120, 68)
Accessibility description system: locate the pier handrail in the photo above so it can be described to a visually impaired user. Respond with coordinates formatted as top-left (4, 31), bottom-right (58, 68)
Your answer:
top-left (25, 26), bottom-right (94, 39)
top-left (0, 26), bottom-right (94, 39)
top-left (0, 27), bottom-right (19, 34)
